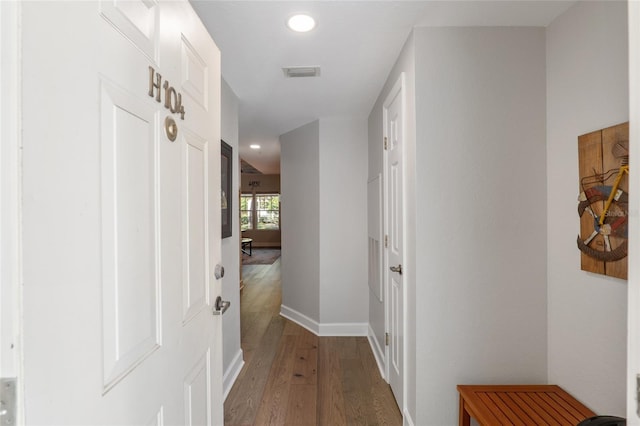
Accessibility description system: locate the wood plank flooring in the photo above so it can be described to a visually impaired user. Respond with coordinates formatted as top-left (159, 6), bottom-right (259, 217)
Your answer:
top-left (224, 259), bottom-right (402, 426)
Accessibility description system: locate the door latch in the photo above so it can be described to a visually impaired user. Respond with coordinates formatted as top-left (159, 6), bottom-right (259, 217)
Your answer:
top-left (390, 264), bottom-right (402, 275)
top-left (213, 296), bottom-right (231, 316)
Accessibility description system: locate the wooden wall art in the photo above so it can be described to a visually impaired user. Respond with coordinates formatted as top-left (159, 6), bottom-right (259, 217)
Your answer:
top-left (577, 122), bottom-right (629, 280)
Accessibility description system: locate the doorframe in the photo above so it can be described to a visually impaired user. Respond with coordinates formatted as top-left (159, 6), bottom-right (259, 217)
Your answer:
top-left (1, 1), bottom-right (24, 423)
top-left (627, 0), bottom-right (640, 421)
top-left (382, 72), bottom-right (406, 411)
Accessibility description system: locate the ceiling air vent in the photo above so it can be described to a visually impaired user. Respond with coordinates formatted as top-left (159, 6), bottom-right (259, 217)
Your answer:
top-left (282, 66), bottom-right (321, 78)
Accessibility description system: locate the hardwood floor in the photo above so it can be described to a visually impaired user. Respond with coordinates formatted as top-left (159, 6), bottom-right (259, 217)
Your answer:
top-left (224, 259), bottom-right (402, 426)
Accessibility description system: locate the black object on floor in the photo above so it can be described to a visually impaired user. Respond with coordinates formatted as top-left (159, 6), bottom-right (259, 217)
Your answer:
top-left (577, 416), bottom-right (626, 426)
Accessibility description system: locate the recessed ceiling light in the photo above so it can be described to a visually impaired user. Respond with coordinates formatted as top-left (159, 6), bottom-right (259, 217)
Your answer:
top-left (286, 14), bottom-right (316, 33)
top-left (250, 144), bottom-right (261, 150)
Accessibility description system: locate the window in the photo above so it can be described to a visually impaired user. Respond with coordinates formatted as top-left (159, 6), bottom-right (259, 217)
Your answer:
top-left (240, 194), bottom-right (253, 231)
top-left (241, 193), bottom-right (280, 230)
top-left (255, 194), bottom-right (280, 230)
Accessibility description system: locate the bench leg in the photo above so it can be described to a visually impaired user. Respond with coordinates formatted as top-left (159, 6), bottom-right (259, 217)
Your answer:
top-left (459, 396), bottom-right (471, 426)
top-left (241, 241), bottom-right (252, 256)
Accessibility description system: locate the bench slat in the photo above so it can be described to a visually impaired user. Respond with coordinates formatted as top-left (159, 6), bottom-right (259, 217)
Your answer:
top-left (498, 392), bottom-right (546, 425)
top-left (550, 389), bottom-right (598, 420)
top-left (529, 392), bottom-right (576, 424)
top-left (501, 392), bottom-right (549, 425)
top-left (477, 393), bottom-right (513, 424)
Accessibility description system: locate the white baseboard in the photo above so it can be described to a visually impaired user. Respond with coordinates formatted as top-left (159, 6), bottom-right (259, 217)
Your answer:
top-left (280, 305), bottom-right (368, 336)
top-left (319, 322), bottom-right (368, 336)
top-left (367, 325), bottom-right (386, 379)
top-left (403, 409), bottom-right (415, 426)
top-left (223, 349), bottom-right (244, 401)
top-left (280, 304), bottom-right (319, 334)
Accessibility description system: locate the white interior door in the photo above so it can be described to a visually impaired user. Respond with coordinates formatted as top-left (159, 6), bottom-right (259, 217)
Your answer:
top-left (384, 74), bottom-right (405, 410)
top-left (20, 2), bottom-right (223, 424)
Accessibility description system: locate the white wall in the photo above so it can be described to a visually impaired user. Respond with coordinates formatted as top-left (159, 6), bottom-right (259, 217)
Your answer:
top-left (1, 4), bottom-right (25, 421)
top-left (319, 117), bottom-right (369, 329)
top-left (367, 32), bottom-right (417, 423)
top-left (220, 78), bottom-right (243, 397)
top-left (280, 117), bottom-right (371, 335)
top-left (547, 1), bottom-right (628, 416)
top-left (413, 27), bottom-right (548, 425)
top-left (629, 2), bottom-right (640, 422)
top-left (280, 120), bottom-right (321, 324)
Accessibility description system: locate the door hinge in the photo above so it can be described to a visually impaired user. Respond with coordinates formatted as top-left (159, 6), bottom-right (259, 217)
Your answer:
top-left (385, 332), bottom-right (390, 346)
top-left (637, 375), bottom-right (640, 417)
top-left (0, 378), bottom-right (16, 426)
top-left (384, 235), bottom-right (388, 248)
top-left (384, 136), bottom-right (388, 150)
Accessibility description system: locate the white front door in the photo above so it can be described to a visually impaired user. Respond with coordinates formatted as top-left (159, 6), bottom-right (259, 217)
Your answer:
top-left (20, 2), bottom-right (223, 424)
top-left (384, 74), bottom-right (405, 410)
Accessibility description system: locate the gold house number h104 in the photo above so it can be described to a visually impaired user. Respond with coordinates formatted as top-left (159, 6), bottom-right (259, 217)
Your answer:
top-left (148, 66), bottom-right (185, 142)
top-left (148, 66), bottom-right (186, 120)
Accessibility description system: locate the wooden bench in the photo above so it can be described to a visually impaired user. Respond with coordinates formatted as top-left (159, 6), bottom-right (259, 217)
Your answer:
top-left (241, 237), bottom-right (253, 256)
top-left (457, 385), bottom-right (595, 426)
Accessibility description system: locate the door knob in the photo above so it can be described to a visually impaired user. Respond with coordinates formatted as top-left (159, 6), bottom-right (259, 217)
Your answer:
top-left (390, 264), bottom-right (403, 275)
top-left (212, 296), bottom-right (230, 315)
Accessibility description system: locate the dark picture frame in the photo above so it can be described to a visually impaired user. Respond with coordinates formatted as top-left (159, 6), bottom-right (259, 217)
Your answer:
top-left (221, 140), bottom-right (232, 238)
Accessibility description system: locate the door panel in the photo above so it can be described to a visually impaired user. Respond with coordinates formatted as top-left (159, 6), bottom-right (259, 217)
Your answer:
top-left (181, 36), bottom-right (209, 110)
top-left (184, 351), bottom-right (211, 426)
top-left (100, 78), bottom-right (161, 392)
top-left (147, 408), bottom-right (164, 426)
top-left (182, 133), bottom-right (209, 324)
top-left (390, 161), bottom-right (400, 252)
top-left (391, 275), bottom-right (401, 374)
top-left (99, 0), bottom-right (159, 62)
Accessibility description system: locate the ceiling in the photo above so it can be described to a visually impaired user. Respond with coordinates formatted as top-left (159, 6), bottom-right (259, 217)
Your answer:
top-left (190, 1), bottom-right (575, 174)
